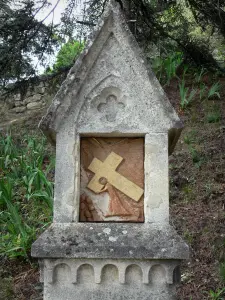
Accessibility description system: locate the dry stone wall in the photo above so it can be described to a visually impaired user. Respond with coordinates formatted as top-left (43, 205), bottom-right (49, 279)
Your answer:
top-left (10, 81), bottom-right (46, 113)
top-left (0, 71), bottom-right (68, 120)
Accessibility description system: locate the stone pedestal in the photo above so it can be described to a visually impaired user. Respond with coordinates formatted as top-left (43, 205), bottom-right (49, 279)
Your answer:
top-left (32, 224), bottom-right (188, 300)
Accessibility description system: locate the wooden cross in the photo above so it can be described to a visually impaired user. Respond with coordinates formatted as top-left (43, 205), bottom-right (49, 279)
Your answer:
top-left (87, 152), bottom-right (144, 202)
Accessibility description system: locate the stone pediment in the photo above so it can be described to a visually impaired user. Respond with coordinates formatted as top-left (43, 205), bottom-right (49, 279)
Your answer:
top-left (40, 0), bottom-right (183, 153)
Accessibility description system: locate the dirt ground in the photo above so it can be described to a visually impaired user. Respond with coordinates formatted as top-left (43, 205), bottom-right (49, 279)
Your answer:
top-left (166, 77), bottom-right (225, 299)
top-left (1, 76), bottom-right (225, 299)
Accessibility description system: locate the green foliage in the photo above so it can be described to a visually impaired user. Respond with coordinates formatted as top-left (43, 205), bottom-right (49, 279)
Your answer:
top-left (199, 82), bottom-right (207, 100)
top-left (220, 262), bottom-right (225, 282)
top-left (184, 130), bottom-right (198, 145)
top-left (0, 179), bottom-right (36, 259)
top-left (193, 67), bottom-right (208, 100)
top-left (2, 0), bottom-right (225, 84)
top-left (208, 288), bottom-right (225, 300)
top-left (0, 132), bottom-right (54, 259)
top-left (194, 68), bottom-right (208, 84)
top-left (0, 0), bottom-right (59, 86)
top-left (51, 40), bottom-right (84, 72)
top-left (152, 52), bottom-right (183, 85)
top-left (207, 111), bottom-right (221, 123)
top-left (183, 131), bottom-right (205, 167)
top-left (208, 82), bottom-right (221, 99)
top-left (189, 146), bottom-right (205, 167)
top-left (179, 76), bottom-right (197, 109)
top-left (184, 230), bottom-right (194, 244)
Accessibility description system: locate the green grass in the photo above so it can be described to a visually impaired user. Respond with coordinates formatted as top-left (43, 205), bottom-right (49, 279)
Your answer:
top-left (151, 52), bottom-right (183, 85)
top-left (208, 82), bottom-right (221, 100)
top-left (183, 130), bottom-right (198, 145)
top-left (0, 132), bottom-right (54, 259)
top-left (179, 68), bottom-right (197, 109)
top-left (220, 262), bottom-right (225, 282)
top-left (207, 111), bottom-right (221, 123)
top-left (207, 288), bottom-right (225, 300)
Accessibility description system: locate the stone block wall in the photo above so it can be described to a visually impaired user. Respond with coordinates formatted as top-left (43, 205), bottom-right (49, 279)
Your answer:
top-left (9, 81), bottom-right (48, 113)
top-left (0, 71), bottom-right (68, 119)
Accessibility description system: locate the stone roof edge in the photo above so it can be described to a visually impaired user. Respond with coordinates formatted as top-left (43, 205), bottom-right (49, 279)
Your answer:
top-left (38, 1), bottom-right (118, 143)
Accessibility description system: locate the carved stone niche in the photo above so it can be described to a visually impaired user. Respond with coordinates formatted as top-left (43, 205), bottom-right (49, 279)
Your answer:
top-left (32, 1), bottom-right (189, 299)
top-left (80, 137), bottom-right (144, 222)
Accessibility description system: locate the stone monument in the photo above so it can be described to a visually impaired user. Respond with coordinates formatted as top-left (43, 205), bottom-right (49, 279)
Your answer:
top-left (32, 1), bottom-right (189, 299)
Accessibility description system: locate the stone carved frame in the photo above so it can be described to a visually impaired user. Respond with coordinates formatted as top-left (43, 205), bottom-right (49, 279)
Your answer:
top-left (53, 126), bottom-right (169, 225)
top-left (79, 136), bottom-right (145, 222)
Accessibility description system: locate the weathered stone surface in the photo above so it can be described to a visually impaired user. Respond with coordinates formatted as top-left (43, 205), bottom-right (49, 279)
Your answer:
top-left (32, 1), bottom-right (189, 299)
top-left (0, 70), bottom-right (66, 117)
top-left (32, 223), bottom-right (189, 259)
top-left (34, 85), bottom-right (45, 94)
top-left (32, 94), bottom-right (42, 102)
top-left (5, 96), bottom-right (15, 109)
top-left (27, 102), bottom-right (42, 110)
top-left (36, 1), bottom-right (183, 225)
top-left (13, 94), bottom-right (20, 101)
top-left (23, 97), bottom-right (33, 104)
top-left (10, 106), bottom-right (26, 113)
top-left (24, 94), bottom-right (42, 105)
top-left (40, 258), bottom-right (179, 300)
top-left (15, 101), bottom-right (24, 107)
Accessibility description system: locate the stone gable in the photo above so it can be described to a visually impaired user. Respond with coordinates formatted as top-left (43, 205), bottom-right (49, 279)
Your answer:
top-left (40, 1), bottom-right (182, 154)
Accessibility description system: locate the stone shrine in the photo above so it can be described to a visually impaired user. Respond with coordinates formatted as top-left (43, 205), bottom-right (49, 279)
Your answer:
top-left (32, 1), bottom-right (189, 299)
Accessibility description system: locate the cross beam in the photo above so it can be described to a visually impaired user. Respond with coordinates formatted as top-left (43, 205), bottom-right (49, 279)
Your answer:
top-left (87, 152), bottom-right (144, 202)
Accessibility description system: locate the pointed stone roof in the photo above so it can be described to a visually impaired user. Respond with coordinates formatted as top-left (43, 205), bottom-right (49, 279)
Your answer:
top-left (40, 0), bottom-right (183, 154)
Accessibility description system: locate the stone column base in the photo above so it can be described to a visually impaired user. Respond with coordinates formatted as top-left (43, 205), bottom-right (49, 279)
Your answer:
top-left (32, 223), bottom-right (189, 300)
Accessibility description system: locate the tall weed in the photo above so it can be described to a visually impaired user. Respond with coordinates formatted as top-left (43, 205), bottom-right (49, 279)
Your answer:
top-left (208, 82), bottom-right (221, 99)
top-left (194, 67), bottom-right (207, 84)
top-left (179, 78), bottom-right (197, 109)
top-left (152, 52), bottom-right (183, 85)
top-left (0, 132), bottom-right (54, 259)
top-left (208, 288), bottom-right (225, 300)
